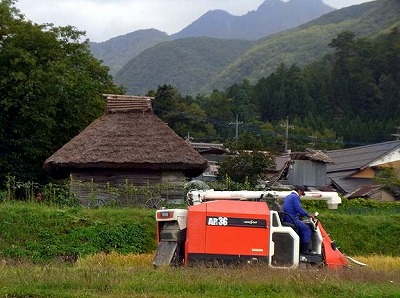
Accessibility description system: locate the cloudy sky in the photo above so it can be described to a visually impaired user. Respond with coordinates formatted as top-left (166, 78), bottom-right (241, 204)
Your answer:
top-left (16, 0), bottom-right (375, 42)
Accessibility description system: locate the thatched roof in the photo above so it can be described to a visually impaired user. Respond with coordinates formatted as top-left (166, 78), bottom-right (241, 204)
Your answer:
top-left (44, 95), bottom-right (208, 178)
top-left (290, 148), bottom-right (333, 164)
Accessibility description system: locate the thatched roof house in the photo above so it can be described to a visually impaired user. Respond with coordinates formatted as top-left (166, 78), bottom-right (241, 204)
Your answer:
top-left (44, 94), bottom-right (207, 206)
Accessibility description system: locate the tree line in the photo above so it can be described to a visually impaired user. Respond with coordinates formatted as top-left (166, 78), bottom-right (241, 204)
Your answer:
top-left (151, 28), bottom-right (400, 153)
top-left (1, 0), bottom-right (399, 187)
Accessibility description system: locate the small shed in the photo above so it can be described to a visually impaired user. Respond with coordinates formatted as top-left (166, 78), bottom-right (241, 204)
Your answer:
top-left (43, 94), bottom-right (208, 206)
top-left (286, 149), bottom-right (333, 187)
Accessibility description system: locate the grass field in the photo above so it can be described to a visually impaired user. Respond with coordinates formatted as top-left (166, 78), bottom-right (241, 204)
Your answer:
top-left (0, 253), bottom-right (399, 298)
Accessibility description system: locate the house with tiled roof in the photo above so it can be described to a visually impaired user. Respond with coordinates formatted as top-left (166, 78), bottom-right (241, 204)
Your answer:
top-left (346, 185), bottom-right (395, 201)
top-left (325, 141), bottom-right (400, 199)
top-left (190, 142), bottom-right (229, 181)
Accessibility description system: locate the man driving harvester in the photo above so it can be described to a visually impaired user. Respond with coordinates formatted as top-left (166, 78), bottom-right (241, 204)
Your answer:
top-left (282, 185), bottom-right (313, 254)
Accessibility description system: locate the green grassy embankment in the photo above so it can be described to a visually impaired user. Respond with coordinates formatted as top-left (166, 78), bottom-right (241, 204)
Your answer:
top-left (0, 198), bottom-right (399, 262)
top-left (0, 202), bottom-right (156, 262)
top-left (303, 198), bottom-right (400, 257)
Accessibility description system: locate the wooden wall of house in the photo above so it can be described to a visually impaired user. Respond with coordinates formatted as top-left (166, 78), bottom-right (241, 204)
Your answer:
top-left (378, 160), bottom-right (400, 168)
top-left (351, 167), bottom-right (375, 178)
top-left (70, 169), bottom-right (185, 207)
top-left (370, 190), bottom-right (395, 202)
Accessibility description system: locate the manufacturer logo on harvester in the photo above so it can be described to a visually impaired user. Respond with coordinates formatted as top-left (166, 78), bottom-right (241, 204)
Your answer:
top-left (206, 216), bottom-right (267, 228)
top-left (243, 220), bottom-right (258, 225)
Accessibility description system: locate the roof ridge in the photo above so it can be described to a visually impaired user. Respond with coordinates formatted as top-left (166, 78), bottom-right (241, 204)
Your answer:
top-left (327, 140), bottom-right (400, 153)
top-left (103, 94), bottom-right (154, 113)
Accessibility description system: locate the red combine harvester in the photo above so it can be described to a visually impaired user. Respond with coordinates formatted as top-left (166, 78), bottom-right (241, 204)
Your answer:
top-left (153, 189), bottom-right (349, 269)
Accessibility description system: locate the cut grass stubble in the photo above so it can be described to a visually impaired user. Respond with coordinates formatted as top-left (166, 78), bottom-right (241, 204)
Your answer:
top-left (0, 253), bottom-right (399, 298)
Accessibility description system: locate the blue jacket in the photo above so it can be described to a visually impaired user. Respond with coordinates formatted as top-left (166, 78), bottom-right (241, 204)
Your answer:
top-left (282, 191), bottom-right (309, 222)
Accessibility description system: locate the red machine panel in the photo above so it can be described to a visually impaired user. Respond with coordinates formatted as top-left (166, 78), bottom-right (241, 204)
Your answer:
top-left (318, 221), bottom-right (348, 269)
top-left (185, 200), bottom-right (270, 262)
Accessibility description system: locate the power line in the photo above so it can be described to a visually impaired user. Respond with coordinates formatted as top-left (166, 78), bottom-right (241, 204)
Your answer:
top-left (153, 106), bottom-right (383, 147)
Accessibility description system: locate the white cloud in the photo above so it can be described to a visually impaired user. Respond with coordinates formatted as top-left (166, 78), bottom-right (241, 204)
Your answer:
top-left (15, 0), bottom-right (374, 42)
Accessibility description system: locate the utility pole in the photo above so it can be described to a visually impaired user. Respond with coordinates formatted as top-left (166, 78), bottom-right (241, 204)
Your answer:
top-left (308, 135), bottom-right (317, 148)
top-left (229, 114), bottom-right (243, 140)
top-left (391, 126), bottom-right (400, 140)
top-left (186, 132), bottom-right (193, 142)
top-left (281, 116), bottom-right (294, 153)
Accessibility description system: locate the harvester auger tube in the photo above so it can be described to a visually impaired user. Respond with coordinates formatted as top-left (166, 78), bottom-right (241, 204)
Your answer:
top-left (187, 189), bottom-right (342, 209)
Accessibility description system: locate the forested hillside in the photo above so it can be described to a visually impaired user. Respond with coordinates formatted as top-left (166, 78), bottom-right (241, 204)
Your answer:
top-left (90, 29), bottom-right (171, 76)
top-left (151, 28), bottom-right (400, 152)
top-left (115, 38), bottom-right (255, 96)
top-left (116, 0), bottom-right (400, 96)
top-left (1, 1), bottom-right (399, 187)
top-left (90, 0), bottom-right (333, 77)
top-left (211, 0), bottom-right (400, 91)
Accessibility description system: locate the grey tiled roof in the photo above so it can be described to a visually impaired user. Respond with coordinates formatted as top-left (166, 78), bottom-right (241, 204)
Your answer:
top-left (325, 141), bottom-right (400, 194)
top-left (346, 185), bottom-right (382, 199)
top-left (326, 141), bottom-right (400, 173)
top-left (330, 176), bottom-right (376, 194)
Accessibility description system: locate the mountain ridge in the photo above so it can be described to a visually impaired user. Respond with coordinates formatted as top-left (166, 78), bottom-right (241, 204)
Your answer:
top-left (91, 0), bottom-right (334, 76)
top-left (208, 0), bottom-right (399, 91)
top-left (113, 0), bottom-right (400, 95)
top-left (172, 0), bottom-right (334, 40)
top-left (90, 29), bottom-right (171, 76)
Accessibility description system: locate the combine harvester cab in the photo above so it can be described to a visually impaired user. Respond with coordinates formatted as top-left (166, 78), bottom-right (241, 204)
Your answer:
top-left (153, 189), bottom-right (348, 269)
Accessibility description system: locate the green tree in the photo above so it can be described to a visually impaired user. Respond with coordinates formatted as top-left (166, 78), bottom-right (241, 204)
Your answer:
top-left (0, 2), bottom-right (123, 184)
top-left (152, 85), bottom-right (217, 141)
top-left (375, 167), bottom-right (400, 200)
top-left (197, 89), bottom-right (235, 140)
top-left (226, 80), bottom-right (258, 124)
top-left (217, 151), bottom-right (275, 188)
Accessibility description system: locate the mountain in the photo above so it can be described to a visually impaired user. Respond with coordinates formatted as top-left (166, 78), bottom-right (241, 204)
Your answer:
top-left (208, 0), bottom-right (399, 91)
top-left (115, 38), bottom-right (255, 96)
top-left (172, 0), bottom-right (334, 40)
top-left (114, 0), bottom-right (400, 96)
top-left (89, 29), bottom-right (171, 76)
top-left (90, 0), bottom-right (333, 77)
